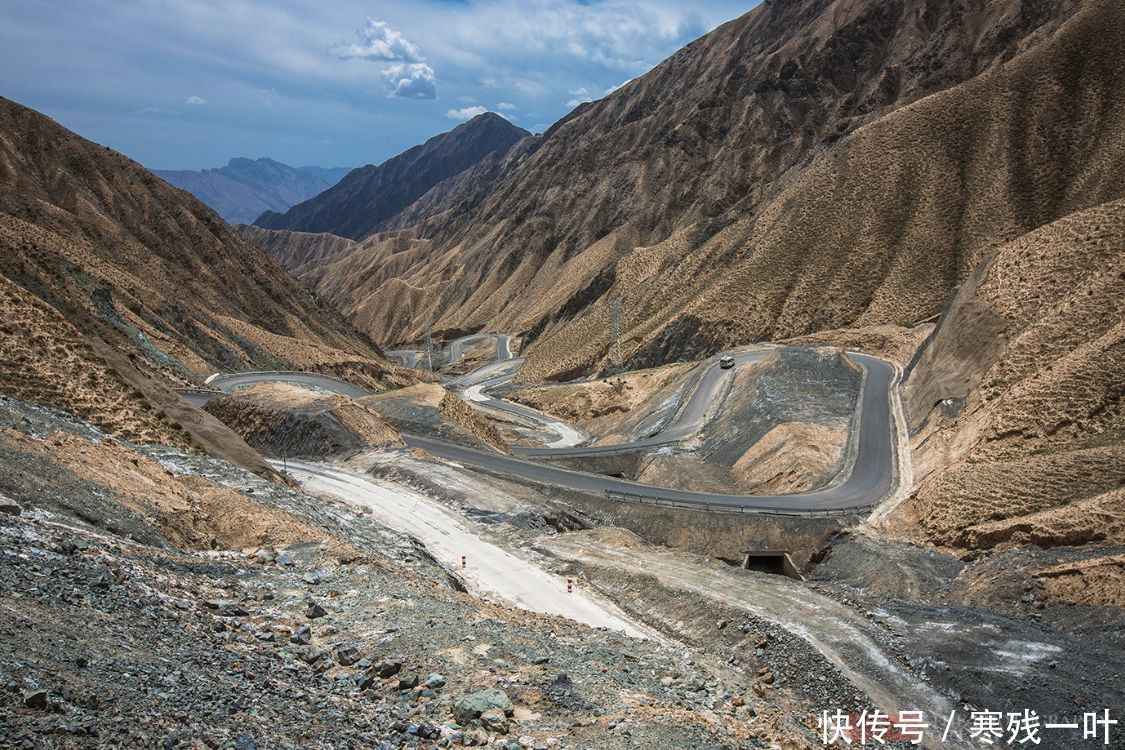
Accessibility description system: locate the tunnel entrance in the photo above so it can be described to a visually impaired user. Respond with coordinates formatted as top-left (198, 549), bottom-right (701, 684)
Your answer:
top-left (740, 550), bottom-right (803, 580)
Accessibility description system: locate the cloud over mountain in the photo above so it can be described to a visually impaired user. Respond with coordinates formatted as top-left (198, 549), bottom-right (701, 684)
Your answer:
top-left (333, 18), bottom-right (422, 62)
top-left (382, 62), bottom-right (437, 99)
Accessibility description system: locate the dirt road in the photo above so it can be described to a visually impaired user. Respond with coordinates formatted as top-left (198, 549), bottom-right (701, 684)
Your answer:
top-left (543, 532), bottom-right (972, 750)
top-left (278, 459), bottom-right (648, 638)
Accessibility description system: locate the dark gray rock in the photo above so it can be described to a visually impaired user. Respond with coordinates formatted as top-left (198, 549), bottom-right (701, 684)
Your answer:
top-left (452, 689), bottom-right (512, 725)
top-left (373, 660), bottom-right (402, 679)
top-left (336, 645), bottom-right (361, 666)
top-left (218, 603), bottom-right (248, 617)
top-left (23, 690), bottom-right (49, 709)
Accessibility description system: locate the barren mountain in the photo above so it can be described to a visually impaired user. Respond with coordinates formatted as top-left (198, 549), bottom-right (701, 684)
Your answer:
top-left (0, 96), bottom-right (409, 466)
top-left (892, 199), bottom-right (1124, 553)
top-left (155, 158), bottom-right (349, 224)
top-left (247, 0), bottom-right (1123, 564)
top-left (236, 224), bottom-right (358, 278)
top-left (273, 0), bottom-right (1119, 378)
top-left (254, 113), bottom-right (530, 240)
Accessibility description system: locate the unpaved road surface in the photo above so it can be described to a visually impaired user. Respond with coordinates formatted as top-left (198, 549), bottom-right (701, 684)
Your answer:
top-left (460, 363), bottom-right (589, 448)
top-left (543, 533), bottom-right (972, 750)
top-left (278, 459), bottom-right (648, 638)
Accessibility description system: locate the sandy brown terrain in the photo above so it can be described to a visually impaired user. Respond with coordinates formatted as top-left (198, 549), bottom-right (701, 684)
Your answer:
top-left (262, 0), bottom-right (1121, 386)
top-left (0, 274), bottom-right (191, 449)
top-left (0, 426), bottom-right (324, 553)
top-left (889, 200), bottom-right (1124, 559)
top-left (236, 224), bottom-right (358, 279)
top-left (1035, 551), bottom-right (1125, 607)
top-left (507, 361), bottom-right (696, 442)
top-left (782, 323), bottom-right (935, 368)
top-left (361, 383), bottom-right (510, 454)
top-left (0, 97), bottom-right (410, 456)
top-left (203, 383), bottom-right (403, 460)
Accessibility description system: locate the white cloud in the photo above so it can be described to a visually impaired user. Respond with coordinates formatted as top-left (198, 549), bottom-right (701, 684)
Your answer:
top-left (382, 62), bottom-right (437, 99)
top-left (566, 87), bottom-right (593, 107)
top-left (446, 105), bottom-right (488, 121)
top-left (604, 78), bottom-right (633, 95)
top-left (185, 95), bottom-right (206, 105)
top-left (334, 18), bottom-right (422, 62)
top-left (496, 101), bottom-right (517, 111)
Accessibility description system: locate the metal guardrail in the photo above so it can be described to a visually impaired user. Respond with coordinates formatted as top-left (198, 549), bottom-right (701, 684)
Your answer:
top-left (602, 489), bottom-right (876, 518)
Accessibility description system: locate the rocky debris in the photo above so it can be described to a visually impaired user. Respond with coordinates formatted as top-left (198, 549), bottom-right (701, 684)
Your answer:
top-left (453, 688), bottom-right (514, 726)
top-left (22, 690), bottom-right (49, 709)
top-left (217, 603), bottom-right (248, 617)
top-left (479, 707), bottom-right (510, 734)
top-left (0, 399), bottom-right (806, 748)
top-left (335, 644), bottom-right (361, 666)
top-left (372, 659), bottom-right (403, 679)
top-left (203, 383), bottom-right (403, 460)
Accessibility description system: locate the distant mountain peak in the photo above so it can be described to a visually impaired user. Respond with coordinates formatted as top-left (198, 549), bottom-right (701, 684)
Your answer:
top-left (253, 117), bottom-right (530, 240)
top-left (154, 158), bottom-right (351, 224)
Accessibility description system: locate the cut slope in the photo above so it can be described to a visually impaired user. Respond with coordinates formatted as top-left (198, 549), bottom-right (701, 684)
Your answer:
top-left (360, 384), bottom-right (510, 454)
top-left (893, 199), bottom-right (1124, 550)
top-left (203, 382), bottom-right (403, 460)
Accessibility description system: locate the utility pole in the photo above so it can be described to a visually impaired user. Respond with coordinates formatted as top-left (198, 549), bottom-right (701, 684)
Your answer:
top-left (608, 291), bottom-right (623, 370)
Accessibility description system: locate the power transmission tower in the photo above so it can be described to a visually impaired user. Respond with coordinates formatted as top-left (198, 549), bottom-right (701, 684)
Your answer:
top-left (608, 292), bottom-right (623, 369)
top-left (423, 325), bottom-right (434, 371)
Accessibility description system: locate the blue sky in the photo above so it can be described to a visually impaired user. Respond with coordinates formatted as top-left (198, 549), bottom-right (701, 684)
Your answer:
top-left (0, 1), bottom-right (755, 170)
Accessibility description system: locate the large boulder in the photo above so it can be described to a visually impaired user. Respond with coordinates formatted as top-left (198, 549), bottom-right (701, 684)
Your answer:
top-left (452, 689), bottom-right (513, 725)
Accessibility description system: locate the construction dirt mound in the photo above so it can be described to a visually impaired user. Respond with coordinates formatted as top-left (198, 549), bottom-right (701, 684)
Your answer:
top-left (203, 383), bottom-right (403, 460)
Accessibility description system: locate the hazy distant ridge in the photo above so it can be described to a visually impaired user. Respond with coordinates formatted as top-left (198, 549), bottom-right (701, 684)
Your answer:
top-left (155, 157), bottom-right (350, 224)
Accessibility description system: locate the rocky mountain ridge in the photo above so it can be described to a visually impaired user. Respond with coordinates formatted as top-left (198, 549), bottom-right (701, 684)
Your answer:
top-left (254, 113), bottom-right (530, 240)
top-left (155, 157), bottom-right (350, 224)
top-left (0, 96), bottom-right (410, 471)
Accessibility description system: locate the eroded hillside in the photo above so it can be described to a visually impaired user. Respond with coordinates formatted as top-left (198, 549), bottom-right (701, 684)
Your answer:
top-left (0, 97), bottom-right (414, 465)
top-left (263, 0), bottom-right (1119, 380)
top-left (891, 199), bottom-right (1124, 555)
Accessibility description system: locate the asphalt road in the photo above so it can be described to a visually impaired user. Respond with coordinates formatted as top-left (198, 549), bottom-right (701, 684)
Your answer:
top-left (458, 360), bottom-right (588, 448)
top-left (405, 350), bottom-right (895, 510)
top-left (385, 333), bottom-right (511, 370)
top-left (507, 351), bottom-right (770, 457)
top-left (384, 349), bottom-right (421, 368)
top-left (448, 333), bottom-right (512, 364)
top-left (182, 347), bottom-right (899, 514)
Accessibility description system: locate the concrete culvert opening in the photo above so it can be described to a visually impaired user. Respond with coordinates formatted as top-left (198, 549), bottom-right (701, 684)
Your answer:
top-left (740, 550), bottom-right (804, 580)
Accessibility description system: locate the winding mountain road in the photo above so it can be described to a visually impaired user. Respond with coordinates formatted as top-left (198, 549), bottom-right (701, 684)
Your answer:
top-left (181, 338), bottom-right (902, 514)
top-left (385, 333), bottom-right (512, 370)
